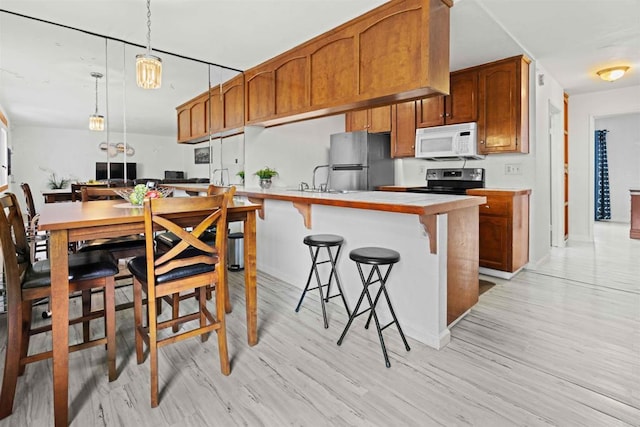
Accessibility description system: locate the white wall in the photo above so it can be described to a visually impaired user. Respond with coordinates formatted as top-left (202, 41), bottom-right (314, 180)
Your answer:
top-left (8, 125), bottom-right (193, 212)
top-left (186, 134), bottom-right (246, 186)
top-left (569, 85), bottom-right (640, 241)
top-left (594, 113), bottom-right (640, 223)
top-left (244, 115), bottom-right (345, 189)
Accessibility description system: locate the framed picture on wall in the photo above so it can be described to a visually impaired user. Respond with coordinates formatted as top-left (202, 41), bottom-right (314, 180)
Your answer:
top-left (194, 146), bottom-right (211, 164)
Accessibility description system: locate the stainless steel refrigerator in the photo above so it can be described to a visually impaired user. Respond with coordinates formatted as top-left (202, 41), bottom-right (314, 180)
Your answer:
top-left (329, 131), bottom-right (394, 191)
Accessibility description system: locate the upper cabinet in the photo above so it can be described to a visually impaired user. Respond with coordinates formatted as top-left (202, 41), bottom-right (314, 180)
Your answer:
top-left (391, 101), bottom-right (417, 158)
top-left (417, 71), bottom-right (478, 128)
top-left (244, 0), bottom-right (452, 127)
top-left (176, 73), bottom-right (245, 144)
top-left (177, 92), bottom-right (209, 143)
top-left (477, 55), bottom-right (530, 154)
top-left (414, 54), bottom-right (530, 156)
top-left (345, 106), bottom-right (392, 133)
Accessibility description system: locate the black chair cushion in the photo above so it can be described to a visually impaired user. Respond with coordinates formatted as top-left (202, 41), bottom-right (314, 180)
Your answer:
top-left (127, 248), bottom-right (218, 285)
top-left (78, 235), bottom-right (146, 252)
top-left (303, 234), bottom-right (344, 247)
top-left (155, 230), bottom-right (216, 249)
top-left (22, 250), bottom-right (119, 289)
top-left (349, 247), bottom-right (400, 265)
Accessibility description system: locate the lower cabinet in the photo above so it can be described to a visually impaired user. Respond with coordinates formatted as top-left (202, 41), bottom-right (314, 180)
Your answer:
top-left (467, 188), bottom-right (531, 274)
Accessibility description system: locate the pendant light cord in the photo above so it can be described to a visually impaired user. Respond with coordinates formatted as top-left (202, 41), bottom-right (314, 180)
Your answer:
top-left (146, 0), bottom-right (152, 55)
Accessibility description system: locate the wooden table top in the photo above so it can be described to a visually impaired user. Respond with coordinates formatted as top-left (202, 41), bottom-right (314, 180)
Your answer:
top-left (38, 199), bottom-right (260, 232)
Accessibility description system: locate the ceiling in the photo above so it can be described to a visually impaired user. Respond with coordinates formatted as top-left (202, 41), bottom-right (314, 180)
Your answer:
top-left (0, 0), bottom-right (638, 137)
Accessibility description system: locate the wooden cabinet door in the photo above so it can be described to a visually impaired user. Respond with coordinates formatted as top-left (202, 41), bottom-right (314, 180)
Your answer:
top-left (417, 95), bottom-right (445, 128)
top-left (346, 110), bottom-right (369, 132)
top-left (391, 101), bottom-right (417, 158)
top-left (177, 108), bottom-right (191, 142)
top-left (477, 56), bottom-right (529, 154)
top-left (447, 71), bottom-right (477, 124)
top-left (368, 105), bottom-right (392, 133)
top-left (478, 215), bottom-right (510, 271)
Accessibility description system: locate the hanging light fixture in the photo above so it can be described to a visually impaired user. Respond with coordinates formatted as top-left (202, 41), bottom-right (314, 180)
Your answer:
top-left (136, 0), bottom-right (162, 89)
top-left (89, 72), bottom-right (105, 131)
top-left (596, 66), bottom-right (630, 82)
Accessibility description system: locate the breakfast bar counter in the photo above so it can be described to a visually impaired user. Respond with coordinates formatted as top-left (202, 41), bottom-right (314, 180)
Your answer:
top-left (166, 184), bottom-right (486, 349)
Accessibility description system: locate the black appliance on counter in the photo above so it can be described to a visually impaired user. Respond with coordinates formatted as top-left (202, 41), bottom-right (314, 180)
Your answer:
top-left (407, 168), bottom-right (485, 195)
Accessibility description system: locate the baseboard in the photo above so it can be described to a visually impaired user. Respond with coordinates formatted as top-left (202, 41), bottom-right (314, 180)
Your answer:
top-left (479, 266), bottom-right (525, 280)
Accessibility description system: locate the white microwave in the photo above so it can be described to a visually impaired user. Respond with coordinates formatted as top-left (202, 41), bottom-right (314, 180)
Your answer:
top-left (414, 122), bottom-right (484, 161)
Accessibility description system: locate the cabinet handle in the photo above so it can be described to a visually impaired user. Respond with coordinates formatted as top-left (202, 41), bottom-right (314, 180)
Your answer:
top-left (439, 114), bottom-right (444, 118)
top-left (480, 140), bottom-right (485, 145)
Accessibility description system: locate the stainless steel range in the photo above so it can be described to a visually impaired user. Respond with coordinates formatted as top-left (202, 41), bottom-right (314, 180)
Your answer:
top-left (407, 168), bottom-right (485, 195)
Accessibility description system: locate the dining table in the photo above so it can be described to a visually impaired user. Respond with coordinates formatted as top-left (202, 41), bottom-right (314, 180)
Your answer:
top-left (38, 198), bottom-right (260, 426)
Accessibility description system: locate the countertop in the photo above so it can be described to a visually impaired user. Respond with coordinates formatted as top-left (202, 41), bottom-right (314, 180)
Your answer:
top-left (163, 183), bottom-right (486, 215)
top-left (237, 187), bottom-right (485, 216)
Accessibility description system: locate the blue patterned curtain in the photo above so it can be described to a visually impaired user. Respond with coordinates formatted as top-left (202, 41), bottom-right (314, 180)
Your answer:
top-left (594, 129), bottom-right (611, 220)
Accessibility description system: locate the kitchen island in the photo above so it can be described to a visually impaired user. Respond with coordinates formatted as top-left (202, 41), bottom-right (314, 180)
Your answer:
top-left (166, 184), bottom-right (485, 349)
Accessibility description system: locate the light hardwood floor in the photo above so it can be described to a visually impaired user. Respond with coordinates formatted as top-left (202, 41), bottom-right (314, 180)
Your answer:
top-left (0, 222), bottom-right (638, 426)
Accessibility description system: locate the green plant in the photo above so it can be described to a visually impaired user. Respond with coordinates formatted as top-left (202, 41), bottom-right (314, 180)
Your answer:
top-left (254, 167), bottom-right (278, 180)
top-left (236, 170), bottom-right (245, 180)
top-left (47, 172), bottom-right (69, 189)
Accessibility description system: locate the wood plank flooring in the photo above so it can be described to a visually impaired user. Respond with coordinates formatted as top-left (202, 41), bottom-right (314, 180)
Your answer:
top-left (0, 221), bottom-right (638, 426)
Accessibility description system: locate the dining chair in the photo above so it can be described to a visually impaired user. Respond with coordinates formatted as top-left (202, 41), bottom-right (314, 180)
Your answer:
top-left (19, 182), bottom-right (49, 262)
top-left (0, 192), bottom-right (120, 420)
top-left (127, 191), bottom-right (233, 407)
top-left (154, 185), bottom-right (234, 329)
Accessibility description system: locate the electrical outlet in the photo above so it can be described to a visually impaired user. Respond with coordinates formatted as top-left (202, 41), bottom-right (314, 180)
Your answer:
top-left (505, 163), bottom-right (522, 175)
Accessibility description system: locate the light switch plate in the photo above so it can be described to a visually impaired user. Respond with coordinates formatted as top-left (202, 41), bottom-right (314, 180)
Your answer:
top-left (505, 164), bottom-right (522, 175)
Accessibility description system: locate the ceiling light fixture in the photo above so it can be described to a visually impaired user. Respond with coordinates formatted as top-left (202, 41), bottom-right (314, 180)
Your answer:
top-left (89, 72), bottom-right (105, 131)
top-left (596, 66), bottom-right (630, 82)
top-left (136, 0), bottom-right (162, 89)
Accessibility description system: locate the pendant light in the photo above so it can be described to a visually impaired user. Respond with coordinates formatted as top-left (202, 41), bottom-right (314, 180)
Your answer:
top-left (136, 0), bottom-right (162, 89)
top-left (89, 72), bottom-right (105, 131)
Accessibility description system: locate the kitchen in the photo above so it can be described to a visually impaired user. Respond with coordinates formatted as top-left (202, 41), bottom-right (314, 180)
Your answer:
top-left (0, 0), bottom-right (639, 425)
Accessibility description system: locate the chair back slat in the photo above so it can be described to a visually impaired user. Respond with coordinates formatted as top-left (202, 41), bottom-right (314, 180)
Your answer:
top-left (143, 187), bottom-right (235, 283)
top-left (20, 183), bottom-right (37, 222)
top-left (0, 193), bottom-right (31, 304)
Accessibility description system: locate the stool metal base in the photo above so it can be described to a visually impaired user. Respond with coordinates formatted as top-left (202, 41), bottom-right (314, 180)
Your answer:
top-left (337, 260), bottom-right (410, 367)
top-left (295, 236), bottom-right (351, 328)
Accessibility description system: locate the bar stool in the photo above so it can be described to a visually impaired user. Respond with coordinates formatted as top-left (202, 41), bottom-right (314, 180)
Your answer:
top-left (295, 234), bottom-right (351, 328)
top-left (337, 246), bottom-right (410, 367)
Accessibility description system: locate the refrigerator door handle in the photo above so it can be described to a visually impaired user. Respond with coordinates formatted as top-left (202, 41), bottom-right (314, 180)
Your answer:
top-left (331, 164), bottom-right (367, 171)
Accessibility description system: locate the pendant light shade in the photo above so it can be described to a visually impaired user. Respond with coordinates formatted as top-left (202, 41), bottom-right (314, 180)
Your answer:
top-left (136, 0), bottom-right (162, 89)
top-left (89, 72), bottom-right (105, 131)
top-left (136, 54), bottom-right (162, 89)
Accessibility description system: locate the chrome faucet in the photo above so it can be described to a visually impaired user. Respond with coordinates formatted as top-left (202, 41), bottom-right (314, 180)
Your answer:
top-left (299, 182), bottom-right (310, 191)
top-left (312, 164), bottom-right (330, 191)
top-left (212, 168), bottom-right (229, 186)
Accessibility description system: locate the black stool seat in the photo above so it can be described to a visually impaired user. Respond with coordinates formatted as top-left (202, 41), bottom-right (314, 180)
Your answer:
top-left (349, 247), bottom-right (400, 265)
top-left (303, 234), bottom-right (344, 247)
top-left (296, 234), bottom-right (350, 328)
top-left (23, 250), bottom-right (119, 289)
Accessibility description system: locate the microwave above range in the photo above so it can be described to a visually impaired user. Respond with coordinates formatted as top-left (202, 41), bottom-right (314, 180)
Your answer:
top-left (414, 122), bottom-right (485, 161)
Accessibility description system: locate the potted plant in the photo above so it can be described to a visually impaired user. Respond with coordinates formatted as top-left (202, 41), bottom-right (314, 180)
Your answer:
top-left (47, 172), bottom-right (70, 189)
top-left (254, 167), bottom-right (278, 189)
top-left (236, 170), bottom-right (245, 185)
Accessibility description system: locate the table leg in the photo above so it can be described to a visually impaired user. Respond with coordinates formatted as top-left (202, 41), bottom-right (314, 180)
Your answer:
top-left (244, 210), bottom-right (258, 346)
top-left (50, 230), bottom-right (69, 427)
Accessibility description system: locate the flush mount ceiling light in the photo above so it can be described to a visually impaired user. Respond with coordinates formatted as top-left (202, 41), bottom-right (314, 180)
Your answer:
top-left (89, 72), bottom-right (104, 131)
top-left (596, 66), bottom-right (630, 82)
top-left (136, 0), bottom-right (162, 89)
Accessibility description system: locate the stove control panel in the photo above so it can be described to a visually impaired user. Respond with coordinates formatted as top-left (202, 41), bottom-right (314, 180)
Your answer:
top-left (426, 168), bottom-right (485, 182)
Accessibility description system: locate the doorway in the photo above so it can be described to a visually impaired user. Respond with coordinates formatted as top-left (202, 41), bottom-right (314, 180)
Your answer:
top-left (549, 101), bottom-right (564, 247)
